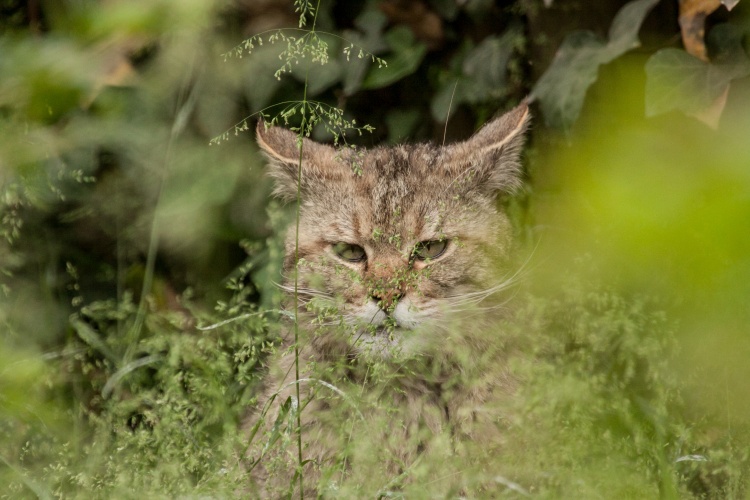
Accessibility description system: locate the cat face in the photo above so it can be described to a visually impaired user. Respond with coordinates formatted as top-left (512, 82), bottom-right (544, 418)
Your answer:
top-left (258, 103), bottom-right (529, 358)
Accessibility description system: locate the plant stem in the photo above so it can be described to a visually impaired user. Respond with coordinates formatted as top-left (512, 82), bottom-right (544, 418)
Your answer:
top-left (293, 109), bottom-right (305, 498)
top-left (293, 3), bottom-right (321, 496)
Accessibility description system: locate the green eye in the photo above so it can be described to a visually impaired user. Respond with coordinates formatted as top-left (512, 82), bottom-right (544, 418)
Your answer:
top-left (413, 239), bottom-right (448, 261)
top-left (332, 242), bottom-right (366, 262)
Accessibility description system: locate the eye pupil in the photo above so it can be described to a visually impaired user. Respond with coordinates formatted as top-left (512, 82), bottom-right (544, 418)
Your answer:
top-left (333, 242), bottom-right (366, 262)
top-left (414, 239), bottom-right (447, 260)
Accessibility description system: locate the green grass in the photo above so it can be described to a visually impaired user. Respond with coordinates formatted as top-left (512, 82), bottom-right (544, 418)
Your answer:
top-left (3, 264), bottom-right (745, 497)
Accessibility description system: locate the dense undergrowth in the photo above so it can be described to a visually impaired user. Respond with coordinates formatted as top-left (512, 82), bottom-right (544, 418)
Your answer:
top-left (2, 0), bottom-right (750, 497)
top-left (1, 270), bottom-right (703, 497)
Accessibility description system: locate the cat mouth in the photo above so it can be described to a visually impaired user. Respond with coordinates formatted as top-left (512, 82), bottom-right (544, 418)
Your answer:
top-left (359, 321), bottom-right (408, 337)
top-left (364, 311), bottom-right (417, 334)
top-left (351, 324), bottom-right (407, 358)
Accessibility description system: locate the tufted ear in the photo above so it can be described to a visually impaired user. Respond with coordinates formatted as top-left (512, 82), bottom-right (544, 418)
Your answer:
top-left (256, 121), bottom-right (339, 201)
top-left (444, 101), bottom-right (530, 195)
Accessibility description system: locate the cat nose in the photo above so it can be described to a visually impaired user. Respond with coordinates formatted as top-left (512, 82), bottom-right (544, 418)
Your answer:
top-left (370, 289), bottom-right (402, 309)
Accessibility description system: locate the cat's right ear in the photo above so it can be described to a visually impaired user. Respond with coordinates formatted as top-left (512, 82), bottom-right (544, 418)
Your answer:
top-left (256, 120), bottom-right (337, 201)
top-left (445, 101), bottom-right (530, 196)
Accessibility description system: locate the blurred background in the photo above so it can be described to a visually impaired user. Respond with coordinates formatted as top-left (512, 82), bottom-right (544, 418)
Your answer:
top-left (1, 0), bottom-right (749, 496)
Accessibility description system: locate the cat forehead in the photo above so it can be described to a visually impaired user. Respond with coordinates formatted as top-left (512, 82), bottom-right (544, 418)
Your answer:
top-left (326, 146), bottom-right (448, 210)
top-left (303, 151), bottom-right (479, 239)
top-left (349, 144), bottom-right (450, 192)
top-left (367, 143), bottom-right (443, 172)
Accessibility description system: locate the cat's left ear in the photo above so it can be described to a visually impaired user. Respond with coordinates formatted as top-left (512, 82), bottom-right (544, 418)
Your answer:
top-left (445, 101), bottom-right (530, 195)
top-left (256, 120), bottom-right (339, 201)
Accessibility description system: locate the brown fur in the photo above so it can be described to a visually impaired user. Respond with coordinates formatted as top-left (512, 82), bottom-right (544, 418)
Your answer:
top-left (245, 103), bottom-right (530, 496)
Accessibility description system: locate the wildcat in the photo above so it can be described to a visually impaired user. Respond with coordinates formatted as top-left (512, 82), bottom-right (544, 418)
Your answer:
top-left (245, 102), bottom-right (530, 497)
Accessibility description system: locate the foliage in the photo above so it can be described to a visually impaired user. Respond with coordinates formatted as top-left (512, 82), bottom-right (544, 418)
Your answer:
top-left (531, 0), bottom-right (659, 130)
top-left (532, 0), bottom-right (750, 130)
top-left (645, 23), bottom-right (750, 117)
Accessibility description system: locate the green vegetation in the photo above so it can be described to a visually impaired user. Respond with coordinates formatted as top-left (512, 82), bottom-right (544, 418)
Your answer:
top-left (2, 0), bottom-right (749, 497)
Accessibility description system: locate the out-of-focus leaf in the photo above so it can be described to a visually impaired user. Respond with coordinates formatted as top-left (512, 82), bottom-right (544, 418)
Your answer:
top-left (431, 31), bottom-right (516, 121)
top-left (606, 0), bottom-right (661, 55)
top-left (385, 107), bottom-right (421, 142)
top-left (531, 0), bottom-right (659, 130)
top-left (530, 31), bottom-right (606, 130)
top-left (291, 50), bottom-right (343, 95)
top-left (707, 23), bottom-right (750, 74)
top-left (0, 38), bottom-right (99, 122)
top-left (462, 34), bottom-right (514, 100)
top-left (241, 44), bottom-right (285, 112)
top-left (464, 0), bottom-right (494, 17)
top-left (645, 49), bottom-right (713, 116)
top-left (429, 0), bottom-right (460, 20)
top-left (355, 9), bottom-right (389, 50)
top-left (645, 24), bottom-right (750, 117)
top-left (361, 26), bottom-right (426, 90)
top-left (341, 9), bottom-right (389, 95)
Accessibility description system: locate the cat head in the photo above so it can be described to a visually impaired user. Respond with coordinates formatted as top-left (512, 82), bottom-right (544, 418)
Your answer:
top-left (257, 103), bottom-right (530, 358)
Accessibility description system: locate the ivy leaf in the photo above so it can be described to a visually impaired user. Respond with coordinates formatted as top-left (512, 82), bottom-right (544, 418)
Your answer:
top-left (531, 0), bottom-right (659, 130)
top-left (461, 33), bottom-right (514, 102)
top-left (605, 0), bottom-right (660, 56)
top-left (530, 31), bottom-right (605, 131)
top-left (645, 24), bottom-right (750, 118)
top-left (645, 49), bottom-right (716, 116)
top-left (431, 30), bottom-right (517, 121)
top-left (341, 9), bottom-right (389, 96)
top-left (361, 26), bottom-right (427, 90)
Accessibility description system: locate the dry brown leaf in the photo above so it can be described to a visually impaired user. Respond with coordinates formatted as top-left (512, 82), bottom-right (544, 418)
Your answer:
top-left (677, 0), bottom-right (739, 127)
top-left (678, 0), bottom-right (721, 61)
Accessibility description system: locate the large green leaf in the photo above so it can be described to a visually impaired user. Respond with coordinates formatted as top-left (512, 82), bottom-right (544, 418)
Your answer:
top-left (431, 31), bottom-right (517, 121)
top-left (645, 49), bottom-right (717, 116)
top-left (341, 9), bottom-right (389, 96)
top-left (461, 34), bottom-right (514, 101)
top-left (361, 26), bottom-right (427, 90)
top-left (530, 31), bottom-right (606, 131)
top-left (645, 24), bottom-right (750, 117)
top-left (531, 0), bottom-right (659, 130)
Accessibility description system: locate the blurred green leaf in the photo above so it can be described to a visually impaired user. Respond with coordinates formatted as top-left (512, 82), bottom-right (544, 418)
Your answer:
top-left (530, 31), bottom-right (605, 130)
top-left (532, 0), bottom-right (659, 130)
top-left (242, 45), bottom-right (285, 112)
top-left (361, 26), bottom-right (426, 90)
top-left (0, 38), bottom-right (98, 122)
top-left (645, 49), bottom-right (720, 116)
top-left (290, 36), bottom-right (343, 95)
top-left (385, 107), bottom-right (421, 142)
top-left (645, 24), bottom-right (750, 117)
top-left (431, 31), bottom-right (517, 121)
top-left (341, 9), bottom-right (389, 96)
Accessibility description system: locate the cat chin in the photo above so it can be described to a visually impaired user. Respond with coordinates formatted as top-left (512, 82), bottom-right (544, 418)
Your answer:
top-left (345, 298), bottom-right (439, 359)
top-left (347, 321), bottom-right (436, 361)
